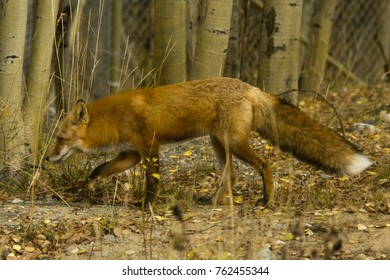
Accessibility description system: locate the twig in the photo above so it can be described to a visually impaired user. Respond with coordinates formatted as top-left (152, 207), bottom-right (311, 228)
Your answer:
top-left (277, 89), bottom-right (346, 137)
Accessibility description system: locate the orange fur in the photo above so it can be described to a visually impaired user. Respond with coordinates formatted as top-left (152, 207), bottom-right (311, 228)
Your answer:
top-left (47, 77), bottom-right (372, 206)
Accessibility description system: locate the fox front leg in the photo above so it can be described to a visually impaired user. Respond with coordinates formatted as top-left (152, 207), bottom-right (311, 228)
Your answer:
top-left (255, 164), bottom-right (274, 207)
top-left (143, 148), bottom-right (161, 207)
top-left (84, 151), bottom-right (141, 195)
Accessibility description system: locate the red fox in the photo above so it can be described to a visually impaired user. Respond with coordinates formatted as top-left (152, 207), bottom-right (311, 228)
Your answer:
top-left (46, 77), bottom-right (372, 206)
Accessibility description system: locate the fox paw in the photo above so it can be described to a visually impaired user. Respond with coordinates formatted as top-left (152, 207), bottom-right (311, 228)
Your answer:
top-left (255, 197), bottom-right (274, 209)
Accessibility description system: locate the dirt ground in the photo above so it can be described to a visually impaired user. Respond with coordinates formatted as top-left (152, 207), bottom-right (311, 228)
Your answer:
top-left (1, 87), bottom-right (389, 260)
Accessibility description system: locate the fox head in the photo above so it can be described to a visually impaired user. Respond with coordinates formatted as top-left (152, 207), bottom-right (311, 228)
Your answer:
top-left (46, 100), bottom-right (90, 162)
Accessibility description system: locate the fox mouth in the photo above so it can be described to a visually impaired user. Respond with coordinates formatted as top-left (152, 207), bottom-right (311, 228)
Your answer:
top-left (46, 148), bottom-right (74, 162)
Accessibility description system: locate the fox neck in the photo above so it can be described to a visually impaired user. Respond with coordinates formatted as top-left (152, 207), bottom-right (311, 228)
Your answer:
top-left (82, 120), bottom-right (134, 154)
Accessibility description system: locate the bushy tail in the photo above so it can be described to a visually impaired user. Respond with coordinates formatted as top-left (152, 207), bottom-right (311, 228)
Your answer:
top-left (257, 98), bottom-right (372, 176)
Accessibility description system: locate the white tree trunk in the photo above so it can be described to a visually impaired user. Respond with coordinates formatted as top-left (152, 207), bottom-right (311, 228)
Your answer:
top-left (258, 0), bottom-right (303, 105)
top-left (109, 0), bottom-right (123, 92)
top-left (190, 0), bottom-right (233, 80)
top-left (23, 0), bottom-right (60, 166)
top-left (0, 0), bottom-right (28, 171)
top-left (154, 0), bottom-right (187, 85)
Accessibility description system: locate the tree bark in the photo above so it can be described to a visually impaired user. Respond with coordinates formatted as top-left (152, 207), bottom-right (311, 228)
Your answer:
top-left (377, 0), bottom-right (390, 81)
top-left (0, 0), bottom-right (28, 171)
top-left (190, 0), bottom-right (233, 80)
top-left (258, 0), bottom-right (303, 105)
top-left (154, 0), bottom-right (187, 85)
top-left (223, 0), bottom-right (244, 78)
top-left (23, 0), bottom-right (60, 166)
top-left (299, 0), bottom-right (315, 76)
top-left (109, 0), bottom-right (122, 92)
top-left (301, 0), bottom-right (336, 90)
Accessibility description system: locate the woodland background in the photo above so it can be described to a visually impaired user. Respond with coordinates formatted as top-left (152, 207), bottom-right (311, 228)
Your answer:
top-left (0, 0), bottom-right (389, 260)
top-left (1, 0), bottom-right (390, 171)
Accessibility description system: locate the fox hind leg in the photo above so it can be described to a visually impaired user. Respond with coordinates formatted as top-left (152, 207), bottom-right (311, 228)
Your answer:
top-left (229, 140), bottom-right (274, 206)
top-left (210, 136), bottom-right (236, 205)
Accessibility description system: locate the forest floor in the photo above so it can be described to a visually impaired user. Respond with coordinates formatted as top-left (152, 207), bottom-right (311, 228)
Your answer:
top-left (1, 86), bottom-right (389, 260)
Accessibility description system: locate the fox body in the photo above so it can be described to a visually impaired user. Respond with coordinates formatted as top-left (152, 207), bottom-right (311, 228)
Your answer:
top-left (47, 78), bottom-right (372, 206)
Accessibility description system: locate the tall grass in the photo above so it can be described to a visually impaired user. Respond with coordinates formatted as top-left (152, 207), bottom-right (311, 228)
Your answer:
top-left (4, 0), bottom-right (382, 261)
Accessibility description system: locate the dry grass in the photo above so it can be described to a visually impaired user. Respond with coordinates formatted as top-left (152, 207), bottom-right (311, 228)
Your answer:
top-left (1, 0), bottom-right (389, 260)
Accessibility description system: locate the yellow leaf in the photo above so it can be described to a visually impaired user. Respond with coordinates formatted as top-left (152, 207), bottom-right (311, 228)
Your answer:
top-left (280, 178), bottom-right (290, 183)
top-left (151, 173), bottom-right (161, 180)
top-left (169, 166), bottom-right (179, 173)
top-left (234, 195), bottom-right (243, 204)
top-left (218, 252), bottom-right (230, 260)
top-left (262, 208), bottom-right (270, 214)
top-left (187, 249), bottom-right (197, 260)
top-left (383, 148), bottom-right (390, 153)
top-left (184, 150), bottom-right (192, 157)
top-left (339, 177), bottom-right (349, 181)
top-left (264, 145), bottom-right (273, 150)
top-left (282, 233), bottom-right (294, 241)
top-left (123, 183), bottom-right (131, 190)
top-left (2, 108), bottom-right (10, 118)
top-left (154, 215), bottom-right (166, 221)
top-left (169, 155), bottom-right (180, 159)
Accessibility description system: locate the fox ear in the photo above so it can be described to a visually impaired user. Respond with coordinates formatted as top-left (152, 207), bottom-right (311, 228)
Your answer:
top-left (72, 100), bottom-right (89, 124)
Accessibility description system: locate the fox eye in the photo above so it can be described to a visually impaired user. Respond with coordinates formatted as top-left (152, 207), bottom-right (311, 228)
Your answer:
top-left (58, 136), bottom-right (69, 142)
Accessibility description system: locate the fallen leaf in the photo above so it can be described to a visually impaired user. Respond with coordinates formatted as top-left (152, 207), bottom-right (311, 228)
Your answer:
top-left (357, 224), bottom-right (367, 231)
top-left (282, 233), bottom-right (294, 241)
top-left (12, 245), bottom-right (23, 253)
top-left (348, 239), bottom-right (360, 244)
top-left (234, 195), bottom-right (243, 204)
top-left (113, 227), bottom-right (122, 236)
top-left (12, 235), bottom-right (22, 243)
top-left (126, 250), bottom-right (135, 256)
top-left (154, 215), bottom-right (166, 222)
top-left (25, 246), bottom-right (35, 253)
top-left (187, 249), bottom-right (197, 260)
top-left (304, 229), bottom-right (314, 236)
top-left (169, 166), bottom-right (179, 173)
top-left (7, 253), bottom-right (17, 260)
top-left (169, 155), bottom-right (180, 159)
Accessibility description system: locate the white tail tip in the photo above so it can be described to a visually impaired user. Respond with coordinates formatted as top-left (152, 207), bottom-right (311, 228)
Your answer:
top-left (345, 154), bottom-right (372, 176)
